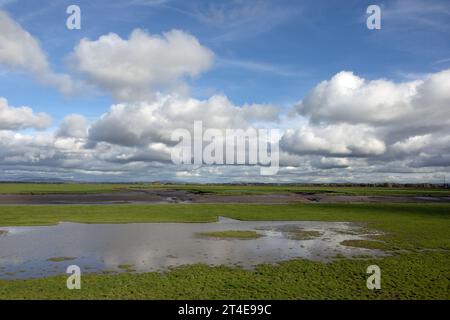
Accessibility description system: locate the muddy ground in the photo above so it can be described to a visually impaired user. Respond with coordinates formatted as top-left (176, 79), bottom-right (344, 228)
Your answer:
top-left (0, 189), bottom-right (449, 205)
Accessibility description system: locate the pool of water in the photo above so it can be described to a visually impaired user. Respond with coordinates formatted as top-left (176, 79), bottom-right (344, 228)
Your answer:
top-left (0, 217), bottom-right (386, 279)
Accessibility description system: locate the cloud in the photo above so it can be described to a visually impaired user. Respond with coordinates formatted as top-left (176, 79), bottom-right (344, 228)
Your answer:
top-left (296, 71), bottom-right (419, 126)
top-left (56, 114), bottom-right (88, 139)
top-left (311, 157), bottom-right (350, 170)
top-left (383, 0), bottom-right (450, 31)
top-left (69, 29), bottom-right (214, 101)
top-left (190, 0), bottom-right (300, 40)
top-left (0, 11), bottom-right (74, 94)
top-left (0, 0), bottom-right (16, 8)
top-left (0, 130), bottom-right (64, 170)
top-left (192, 0), bottom-right (287, 27)
top-left (409, 155), bottom-right (450, 168)
top-left (433, 57), bottom-right (450, 65)
top-left (283, 68), bottom-right (450, 175)
top-left (295, 69), bottom-right (450, 142)
top-left (87, 94), bottom-right (278, 148)
top-left (1, 66), bottom-right (450, 183)
top-left (1, 4), bottom-right (448, 183)
top-left (216, 57), bottom-right (303, 77)
top-left (0, 97), bottom-right (51, 130)
top-left (281, 124), bottom-right (386, 157)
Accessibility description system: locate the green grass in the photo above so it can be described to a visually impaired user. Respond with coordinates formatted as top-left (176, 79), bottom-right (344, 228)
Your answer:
top-left (340, 240), bottom-right (390, 250)
top-left (0, 252), bottom-right (448, 299)
top-left (197, 230), bottom-right (263, 239)
top-left (46, 257), bottom-right (77, 262)
top-left (0, 183), bottom-right (129, 194)
top-left (284, 228), bottom-right (321, 240)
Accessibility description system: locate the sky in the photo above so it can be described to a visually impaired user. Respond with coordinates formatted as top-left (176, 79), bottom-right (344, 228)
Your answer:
top-left (0, 0), bottom-right (449, 183)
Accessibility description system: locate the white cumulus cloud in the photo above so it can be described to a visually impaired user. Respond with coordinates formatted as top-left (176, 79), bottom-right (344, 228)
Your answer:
top-left (87, 94), bottom-right (277, 147)
top-left (0, 11), bottom-right (74, 94)
top-left (70, 29), bottom-right (214, 101)
top-left (0, 97), bottom-right (51, 130)
top-left (56, 114), bottom-right (89, 139)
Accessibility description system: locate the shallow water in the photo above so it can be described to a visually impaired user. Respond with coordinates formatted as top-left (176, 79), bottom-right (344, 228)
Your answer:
top-left (0, 217), bottom-right (386, 279)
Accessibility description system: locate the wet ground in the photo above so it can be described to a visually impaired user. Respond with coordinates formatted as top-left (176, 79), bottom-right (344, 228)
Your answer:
top-left (0, 217), bottom-right (387, 279)
top-left (0, 189), bottom-right (449, 205)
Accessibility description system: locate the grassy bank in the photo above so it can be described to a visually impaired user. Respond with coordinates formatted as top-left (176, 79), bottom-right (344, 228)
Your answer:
top-left (0, 183), bottom-right (127, 194)
top-left (0, 252), bottom-right (448, 299)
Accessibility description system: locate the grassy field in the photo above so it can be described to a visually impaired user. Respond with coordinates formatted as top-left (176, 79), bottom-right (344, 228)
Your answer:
top-left (1, 183), bottom-right (450, 196)
top-left (0, 183), bottom-right (128, 194)
top-left (1, 252), bottom-right (448, 299)
top-left (0, 196), bottom-right (449, 299)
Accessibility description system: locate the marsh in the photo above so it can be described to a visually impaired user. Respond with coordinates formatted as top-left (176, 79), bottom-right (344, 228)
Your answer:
top-left (0, 217), bottom-right (386, 279)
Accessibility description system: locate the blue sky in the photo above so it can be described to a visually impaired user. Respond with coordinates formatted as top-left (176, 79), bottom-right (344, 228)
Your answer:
top-left (0, 0), bottom-right (450, 183)
top-left (2, 0), bottom-right (450, 121)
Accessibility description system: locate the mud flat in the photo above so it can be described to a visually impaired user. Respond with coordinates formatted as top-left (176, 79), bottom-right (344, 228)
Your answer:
top-left (0, 189), bottom-right (449, 205)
